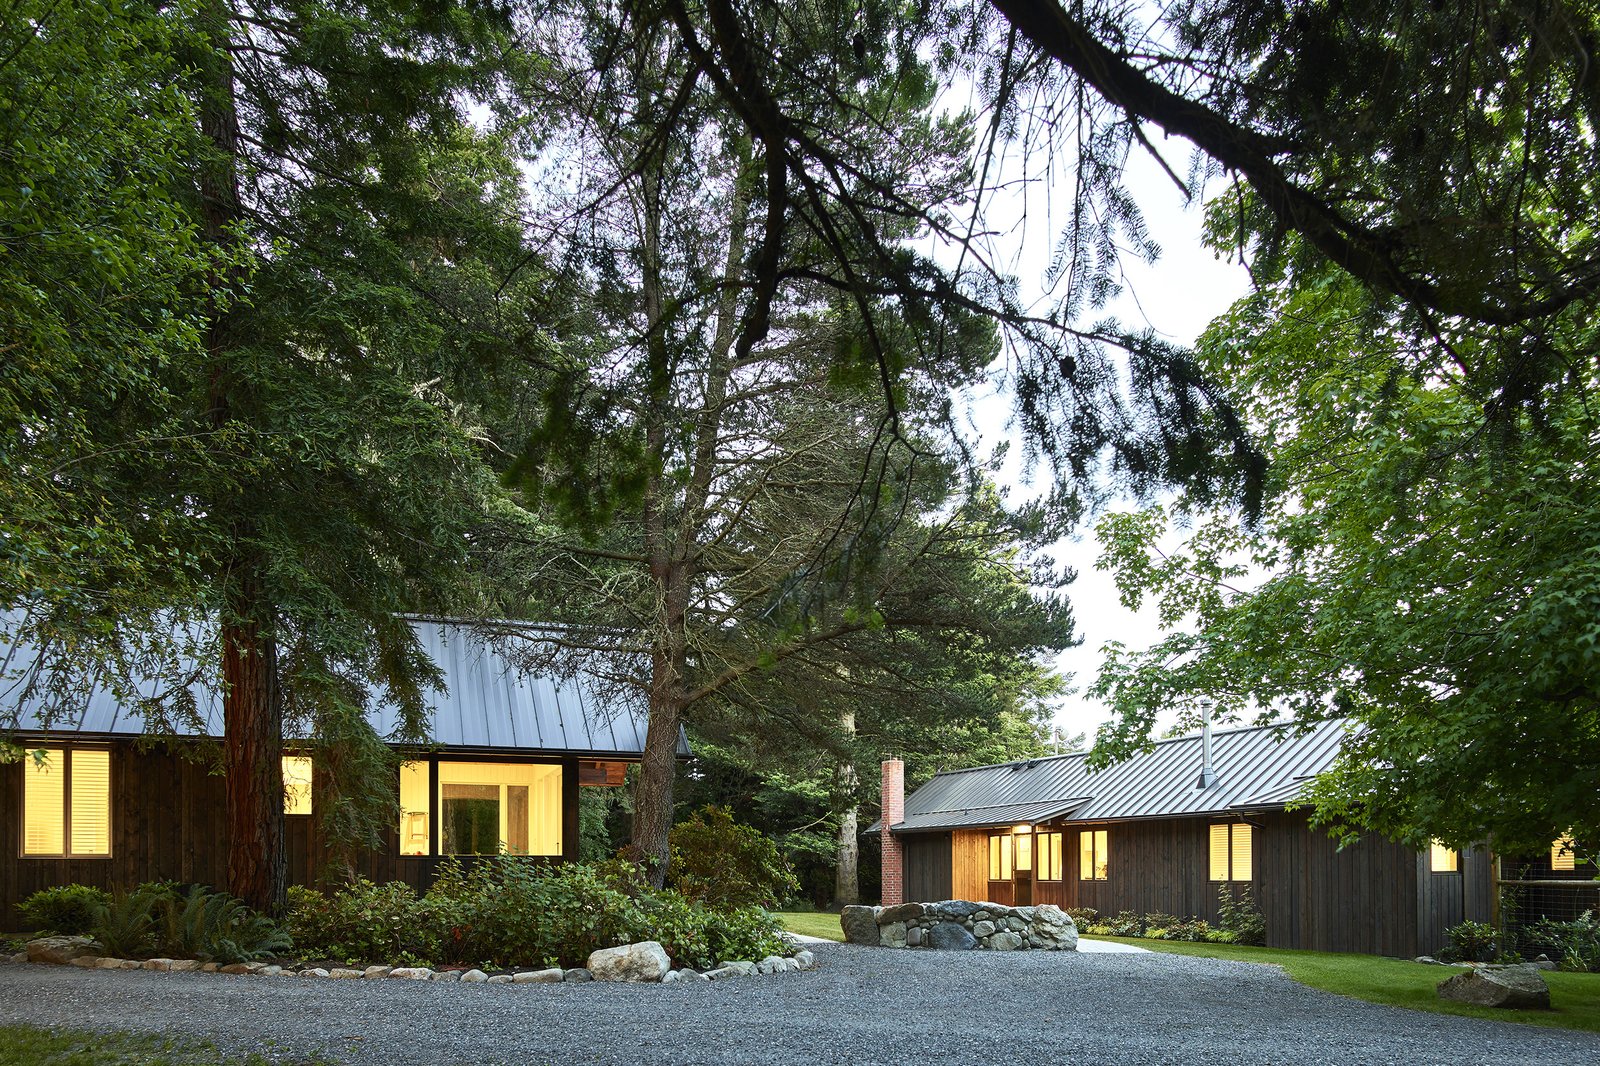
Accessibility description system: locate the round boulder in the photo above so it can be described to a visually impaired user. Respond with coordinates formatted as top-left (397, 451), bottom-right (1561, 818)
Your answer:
top-left (927, 922), bottom-right (978, 951)
top-left (1437, 964), bottom-right (1550, 1010)
top-left (840, 905), bottom-right (881, 945)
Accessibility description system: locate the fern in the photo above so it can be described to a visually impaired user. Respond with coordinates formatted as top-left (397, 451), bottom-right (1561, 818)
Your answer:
top-left (91, 890), bottom-right (160, 958)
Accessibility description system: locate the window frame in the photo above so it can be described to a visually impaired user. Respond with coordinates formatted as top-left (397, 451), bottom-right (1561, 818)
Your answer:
top-left (282, 754), bottom-right (314, 816)
top-left (1551, 834), bottom-right (1577, 872)
top-left (1209, 821), bottom-right (1254, 882)
top-left (20, 746), bottom-right (113, 859)
top-left (1428, 840), bottom-right (1459, 873)
top-left (987, 831), bottom-right (1013, 881)
top-left (1078, 828), bottom-right (1109, 881)
top-left (1037, 830), bottom-right (1064, 882)
top-left (395, 753), bottom-right (567, 859)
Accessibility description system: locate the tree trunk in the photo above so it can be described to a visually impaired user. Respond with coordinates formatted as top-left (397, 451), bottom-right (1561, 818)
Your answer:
top-left (199, 1), bottom-right (285, 914)
top-left (834, 708), bottom-right (860, 906)
top-left (222, 570), bottom-right (286, 913)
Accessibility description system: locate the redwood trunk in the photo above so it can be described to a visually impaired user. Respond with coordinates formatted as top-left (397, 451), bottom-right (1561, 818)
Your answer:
top-left (199, 4), bottom-right (285, 914)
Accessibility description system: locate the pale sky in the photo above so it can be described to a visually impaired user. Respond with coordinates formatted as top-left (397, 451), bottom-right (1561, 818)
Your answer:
top-left (958, 146), bottom-right (1253, 747)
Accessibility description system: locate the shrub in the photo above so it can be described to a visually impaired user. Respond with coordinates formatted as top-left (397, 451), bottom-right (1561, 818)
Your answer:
top-left (1439, 919), bottom-right (1499, 964)
top-left (1203, 928), bottom-right (1239, 944)
top-left (90, 885), bottom-right (288, 963)
top-left (285, 880), bottom-right (437, 966)
top-left (669, 806), bottom-right (799, 909)
top-left (18, 885), bottom-right (109, 934)
top-left (1105, 911), bottom-right (1143, 937)
top-left (1217, 884), bottom-right (1267, 946)
top-left (1064, 907), bottom-right (1097, 927)
top-left (1522, 911), bottom-right (1600, 972)
top-left (1161, 917), bottom-right (1213, 942)
top-left (1083, 923), bottom-right (1113, 936)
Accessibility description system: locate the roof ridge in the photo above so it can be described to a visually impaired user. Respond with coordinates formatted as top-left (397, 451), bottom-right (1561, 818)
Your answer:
top-left (921, 718), bottom-right (1332, 781)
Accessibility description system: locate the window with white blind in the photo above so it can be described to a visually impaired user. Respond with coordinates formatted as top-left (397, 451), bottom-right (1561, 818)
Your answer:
top-left (22, 748), bottom-right (111, 857)
top-left (1551, 834), bottom-right (1576, 872)
top-left (1209, 822), bottom-right (1253, 881)
top-left (1429, 840), bottom-right (1459, 873)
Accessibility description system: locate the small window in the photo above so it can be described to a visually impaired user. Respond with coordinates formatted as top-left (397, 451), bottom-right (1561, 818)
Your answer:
top-left (1429, 840), bottom-right (1458, 873)
top-left (1552, 834), bottom-right (1577, 872)
top-left (1014, 830), bottom-right (1033, 873)
top-left (988, 832), bottom-right (1013, 880)
top-left (1037, 831), bottom-right (1063, 881)
top-left (1209, 822), bottom-right (1253, 881)
top-left (399, 760), bottom-right (430, 855)
top-left (1079, 829), bottom-right (1108, 880)
top-left (282, 756), bottom-right (313, 816)
top-left (22, 748), bottom-right (111, 857)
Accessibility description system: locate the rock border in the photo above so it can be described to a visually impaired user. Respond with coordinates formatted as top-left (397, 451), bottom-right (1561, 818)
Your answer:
top-left (7, 935), bottom-right (816, 986)
top-left (840, 901), bottom-right (1078, 951)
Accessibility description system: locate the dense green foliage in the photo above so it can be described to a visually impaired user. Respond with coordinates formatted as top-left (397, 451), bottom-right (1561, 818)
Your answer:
top-left (285, 859), bottom-right (789, 970)
top-left (89, 884), bottom-right (289, 964)
top-left (1438, 920), bottom-right (1501, 964)
top-left (17, 885), bottom-right (109, 935)
top-left (668, 806), bottom-right (800, 909)
top-left (1521, 913), bottom-right (1600, 973)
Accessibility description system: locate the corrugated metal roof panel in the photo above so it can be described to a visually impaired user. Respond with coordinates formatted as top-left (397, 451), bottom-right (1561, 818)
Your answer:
top-left (893, 719), bottom-right (1353, 830)
top-left (865, 797), bottom-right (1090, 835)
top-left (4, 616), bottom-right (685, 758)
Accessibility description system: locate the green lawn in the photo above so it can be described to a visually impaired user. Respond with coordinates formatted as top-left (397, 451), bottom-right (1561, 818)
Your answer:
top-left (774, 910), bottom-right (844, 942)
top-left (1082, 937), bottom-right (1600, 1033)
top-left (0, 1025), bottom-right (330, 1066)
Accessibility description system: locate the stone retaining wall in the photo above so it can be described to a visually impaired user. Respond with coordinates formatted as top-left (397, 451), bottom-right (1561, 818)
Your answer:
top-left (840, 900), bottom-right (1077, 951)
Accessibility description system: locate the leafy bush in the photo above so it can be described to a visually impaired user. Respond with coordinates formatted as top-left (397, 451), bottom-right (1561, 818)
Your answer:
top-left (1439, 919), bottom-right (1499, 963)
top-left (1203, 928), bottom-right (1239, 944)
top-left (1064, 907), bottom-right (1097, 927)
top-left (1522, 911), bottom-right (1600, 972)
top-left (1105, 911), bottom-right (1143, 937)
top-left (285, 881), bottom-right (437, 966)
top-left (1083, 923), bottom-right (1113, 936)
top-left (1217, 884), bottom-right (1267, 946)
top-left (90, 884), bottom-right (288, 963)
top-left (1161, 917), bottom-right (1213, 942)
top-left (669, 806), bottom-right (798, 909)
top-left (18, 885), bottom-right (109, 934)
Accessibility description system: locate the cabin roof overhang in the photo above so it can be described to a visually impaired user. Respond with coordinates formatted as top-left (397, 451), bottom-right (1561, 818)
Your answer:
top-left (863, 797), bottom-right (1091, 836)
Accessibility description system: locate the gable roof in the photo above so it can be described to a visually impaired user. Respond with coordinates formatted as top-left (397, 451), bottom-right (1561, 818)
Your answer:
top-left (3, 616), bottom-right (684, 759)
top-left (870, 718), bottom-right (1352, 833)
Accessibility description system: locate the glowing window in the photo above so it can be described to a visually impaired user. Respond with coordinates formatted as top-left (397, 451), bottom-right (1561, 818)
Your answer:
top-left (22, 748), bottom-right (111, 857)
top-left (988, 833), bottom-right (1013, 880)
top-left (1429, 841), bottom-right (1458, 873)
top-left (282, 756), bottom-right (313, 816)
top-left (1037, 831), bottom-right (1063, 881)
top-left (438, 761), bottom-right (562, 856)
top-left (399, 761), bottom-right (431, 856)
top-left (1014, 830), bottom-right (1033, 873)
top-left (1079, 829), bottom-right (1108, 881)
top-left (1209, 823), bottom-right (1253, 881)
top-left (1552, 834), bottom-right (1577, 872)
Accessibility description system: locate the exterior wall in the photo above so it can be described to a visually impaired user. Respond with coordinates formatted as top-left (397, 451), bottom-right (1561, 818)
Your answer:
top-left (2, 741), bottom-right (586, 926)
top-left (913, 810), bottom-right (1449, 956)
top-left (902, 833), bottom-right (952, 903)
top-left (1414, 844), bottom-right (1494, 956)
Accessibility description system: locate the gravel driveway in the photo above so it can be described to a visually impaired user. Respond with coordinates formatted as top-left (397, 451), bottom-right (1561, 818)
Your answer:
top-left (1, 945), bottom-right (1595, 1066)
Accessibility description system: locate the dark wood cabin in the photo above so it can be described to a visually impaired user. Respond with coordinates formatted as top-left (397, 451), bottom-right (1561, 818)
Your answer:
top-left (2, 618), bottom-right (679, 924)
top-left (871, 720), bottom-right (1498, 958)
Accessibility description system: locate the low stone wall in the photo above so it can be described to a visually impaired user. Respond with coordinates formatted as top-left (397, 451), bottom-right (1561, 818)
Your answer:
top-left (840, 900), bottom-right (1077, 951)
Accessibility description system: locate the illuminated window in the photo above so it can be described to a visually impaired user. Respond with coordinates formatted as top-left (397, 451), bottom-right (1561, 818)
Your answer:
top-left (399, 761), bottom-right (431, 855)
top-left (1014, 829), bottom-right (1033, 873)
top-left (1079, 829), bottom-right (1108, 881)
top-left (1429, 840), bottom-right (1458, 873)
top-left (439, 761), bottom-right (561, 856)
top-left (282, 756), bottom-right (313, 816)
top-left (1037, 831), bottom-right (1063, 881)
top-left (988, 832), bottom-right (1013, 880)
top-left (1209, 823), bottom-right (1253, 881)
top-left (1552, 834), bottom-right (1577, 872)
top-left (22, 748), bottom-right (110, 857)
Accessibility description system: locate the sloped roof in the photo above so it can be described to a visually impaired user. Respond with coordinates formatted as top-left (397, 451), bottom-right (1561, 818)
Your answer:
top-left (870, 718), bottom-right (1352, 833)
top-left (3, 616), bottom-right (682, 758)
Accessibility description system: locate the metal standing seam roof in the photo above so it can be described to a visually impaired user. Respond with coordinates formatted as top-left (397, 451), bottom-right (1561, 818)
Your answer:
top-left (3, 616), bottom-right (682, 759)
top-left (868, 718), bottom-right (1354, 833)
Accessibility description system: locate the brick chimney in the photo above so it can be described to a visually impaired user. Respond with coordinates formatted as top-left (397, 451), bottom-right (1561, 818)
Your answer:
top-left (881, 757), bottom-right (905, 906)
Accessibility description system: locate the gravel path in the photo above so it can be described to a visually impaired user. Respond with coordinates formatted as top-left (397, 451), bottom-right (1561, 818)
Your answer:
top-left (1, 945), bottom-right (1595, 1066)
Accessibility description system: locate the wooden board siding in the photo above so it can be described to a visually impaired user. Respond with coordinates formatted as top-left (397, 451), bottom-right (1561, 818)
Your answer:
top-left (903, 833), bottom-right (952, 902)
top-left (951, 829), bottom-right (988, 901)
top-left (1415, 845), bottom-right (1493, 956)
top-left (2, 742), bottom-right (589, 926)
top-left (904, 810), bottom-right (1432, 956)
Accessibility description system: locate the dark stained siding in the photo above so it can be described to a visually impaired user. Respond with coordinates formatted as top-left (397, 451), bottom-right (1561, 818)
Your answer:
top-left (1415, 845), bottom-right (1493, 956)
top-left (3, 743), bottom-right (592, 925)
top-left (903, 833), bottom-right (952, 902)
top-left (903, 809), bottom-right (1429, 956)
top-left (1253, 810), bottom-right (1419, 956)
